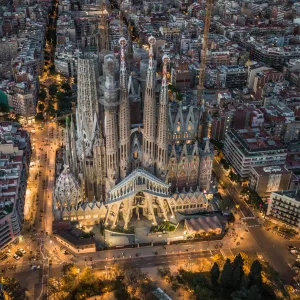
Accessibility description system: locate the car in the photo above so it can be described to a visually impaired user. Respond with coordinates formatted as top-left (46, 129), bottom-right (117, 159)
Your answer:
top-left (13, 254), bottom-right (20, 260)
top-left (37, 265), bottom-right (41, 269)
top-left (15, 251), bottom-right (23, 257)
top-left (288, 245), bottom-right (296, 250)
top-left (31, 265), bottom-right (36, 270)
top-left (18, 248), bottom-right (26, 254)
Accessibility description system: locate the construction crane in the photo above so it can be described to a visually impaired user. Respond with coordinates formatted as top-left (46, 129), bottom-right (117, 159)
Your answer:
top-left (198, 0), bottom-right (213, 103)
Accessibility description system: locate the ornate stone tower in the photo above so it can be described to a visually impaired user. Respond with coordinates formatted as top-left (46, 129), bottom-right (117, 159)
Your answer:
top-left (102, 54), bottom-right (120, 190)
top-left (199, 137), bottom-right (214, 192)
top-left (118, 37), bottom-right (131, 180)
top-left (76, 53), bottom-right (99, 156)
top-left (142, 36), bottom-right (157, 171)
top-left (156, 55), bottom-right (170, 178)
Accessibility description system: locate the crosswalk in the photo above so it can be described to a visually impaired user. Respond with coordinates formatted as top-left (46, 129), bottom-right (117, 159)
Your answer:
top-left (246, 224), bottom-right (261, 228)
top-left (241, 217), bottom-right (257, 220)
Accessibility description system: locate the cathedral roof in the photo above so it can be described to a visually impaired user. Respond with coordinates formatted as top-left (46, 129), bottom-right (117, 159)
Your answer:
top-left (107, 168), bottom-right (171, 204)
top-left (54, 165), bottom-right (82, 210)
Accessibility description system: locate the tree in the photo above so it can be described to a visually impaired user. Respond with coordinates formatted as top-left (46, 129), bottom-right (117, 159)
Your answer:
top-left (220, 158), bottom-right (230, 170)
top-left (49, 65), bottom-right (56, 74)
top-left (39, 88), bottom-right (47, 100)
top-left (48, 84), bottom-right (58, 96)
top-left (210, 262), bottom-right (220, 285)
top-left (248, 260), bottom-right (262, 288)
top-left (246, 285), bottom-right (262, 300)
top-left (35, 112), bottom-right (44, 121)
top-left (232, 265), bottom-right (242, 290)
top-left (2, 277), bottom-right (27, 300)
top-left (38, 103), bottom-right (45, 111)
top-left (61, 82), bottom-right (71, 91)
top-left (220, 259), bottom-right (233, 289)
top-left (0, 103), bottom-right (9, 113)
top-left (45, 103), bottom-right (56, 116)
top-left (232, 254), bottom-right (244, 289)
top-left (157, 267), bottom-right (171, 280)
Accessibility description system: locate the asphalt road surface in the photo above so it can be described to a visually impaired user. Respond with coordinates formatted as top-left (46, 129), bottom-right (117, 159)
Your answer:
top-left (213, 159), bottom-right (293, 282)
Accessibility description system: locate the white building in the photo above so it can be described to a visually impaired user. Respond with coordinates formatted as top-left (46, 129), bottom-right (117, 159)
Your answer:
top-left (224, 128), bottom-right (287, 178)
top-left (267, 190), bottom-right (300, 228)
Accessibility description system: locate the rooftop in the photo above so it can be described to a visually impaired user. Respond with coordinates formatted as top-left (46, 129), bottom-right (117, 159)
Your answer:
top-left (273, 190), bottom-right (300, 202)
top-left (229, 128), bottom-right (286, 153)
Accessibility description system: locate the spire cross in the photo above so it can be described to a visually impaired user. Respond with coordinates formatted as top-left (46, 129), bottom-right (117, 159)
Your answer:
top-left (148, 36), bottom-right (156, 69)
top-left (162, 54), bottom-right (169, 87)
top-left (119, 37), bottom-right (127, 73)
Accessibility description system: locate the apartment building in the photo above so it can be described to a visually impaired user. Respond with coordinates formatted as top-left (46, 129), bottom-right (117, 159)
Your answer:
top-left (217, 65), bottom-right (246, 89)
top-left (6, 80), bottom-right (38, 119)
top-left (267, 190), bottom-right (300, 229)
top-left (224, 128), bottom-right (287, 178)
top-left (0, 122), bottom-right (31, 249)
top-left (249, 165), bottom-right (292, 200)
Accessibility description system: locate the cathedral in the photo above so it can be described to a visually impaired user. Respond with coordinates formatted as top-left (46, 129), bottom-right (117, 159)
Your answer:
top-left (53, 36), bottom-right (214, 229)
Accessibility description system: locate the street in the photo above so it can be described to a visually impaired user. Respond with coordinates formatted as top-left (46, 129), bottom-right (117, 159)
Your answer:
top-left (19, 121), bottom-right (64, 299)
top-left (214, 159), bottom-right (294, 282)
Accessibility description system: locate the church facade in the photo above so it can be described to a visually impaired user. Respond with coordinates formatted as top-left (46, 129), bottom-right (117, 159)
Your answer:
top-left (53, 36), bottom-right (214, 228)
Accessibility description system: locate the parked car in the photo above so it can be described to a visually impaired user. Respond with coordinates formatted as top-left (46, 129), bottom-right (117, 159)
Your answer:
top-left (13, 254), bottom-right (20, 260)
top-left (18, 248), bottom-right (26, 254)
top-left (15, 251), bottom-right (23, 257)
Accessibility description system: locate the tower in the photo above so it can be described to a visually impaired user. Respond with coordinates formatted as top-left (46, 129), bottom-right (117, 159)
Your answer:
top-left (118, 37), bottom-right (131, 179)
top-left (156, 55), bottom-right (170, 178)
top-left (199, 137), bottom-right (213, 192)
top-left (76, 53), bottom-right (99, 156)
top-left (102, 55), bottom-right (120, 189)
top-left (142, 36), bottom-right (157, 171)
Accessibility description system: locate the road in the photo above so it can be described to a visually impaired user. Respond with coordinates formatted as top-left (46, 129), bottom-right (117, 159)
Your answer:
top-left (214, 159), bottom-right (294, 282)
top-left (20, 121), bottom-right (64, 299)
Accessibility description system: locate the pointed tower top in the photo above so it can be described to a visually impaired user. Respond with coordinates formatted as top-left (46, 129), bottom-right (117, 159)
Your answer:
top-left (203, 137), bottom-right (210, 153)
top-left (159, 54), bottom-right (169, 105)
top-left (145, 36), bottom-right (156, 89)
top-left (192, 140), bottom-right (199, 156)
top-left (119, 38), bottom-right (126, 71)
top-left (148, 36), bottom-right (156, 70)
top-left (162, 54), bottom-right (169, 87)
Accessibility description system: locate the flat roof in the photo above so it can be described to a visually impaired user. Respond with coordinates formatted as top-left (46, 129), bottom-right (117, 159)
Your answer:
top-left (229, 128), bottom-right (286, 153)
top-left (273, 190), bottom-right (300, 202)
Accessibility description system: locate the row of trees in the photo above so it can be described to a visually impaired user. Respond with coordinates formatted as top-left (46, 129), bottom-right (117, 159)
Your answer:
top-left (158, 253), bottom-right (279, 300)
top-left (48, 264), bottom-right (155, 300)
top-left (2, 277), bottom-right (28, 299)
top-left (240, 187), bottom-right (264, 210)
top-left (36, 82), bottom-right (73, 120)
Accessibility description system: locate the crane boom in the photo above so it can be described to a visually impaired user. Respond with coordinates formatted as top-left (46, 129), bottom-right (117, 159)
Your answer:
top-left (198, 0), bottom-right (213, 102)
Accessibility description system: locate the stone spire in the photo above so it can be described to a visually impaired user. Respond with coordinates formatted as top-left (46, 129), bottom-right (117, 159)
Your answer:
top-left (76, 53), bottom-right (99, 156)
top-left (142, 36), bottom-right (157, 170)
top-left (65, 118), bottom-right (71, 167)
top-left (118, 37), bottom-right (131, 179)
top-left (102, 55), bottom-right (120, 189)
top-left (70, 114), bottom-right (78, 174)
top-left (156, 54), bottom-right (170, 177)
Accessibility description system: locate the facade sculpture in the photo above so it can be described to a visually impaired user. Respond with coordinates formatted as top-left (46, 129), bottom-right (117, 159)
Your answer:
top-left (53, 36), bottom-right (214, 228)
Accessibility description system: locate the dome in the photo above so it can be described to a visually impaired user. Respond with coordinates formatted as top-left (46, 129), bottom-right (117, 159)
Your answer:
top-left (54, 165), bottom-right (81, 210)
